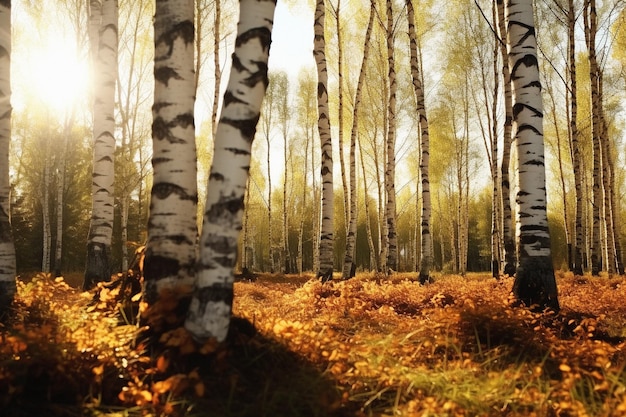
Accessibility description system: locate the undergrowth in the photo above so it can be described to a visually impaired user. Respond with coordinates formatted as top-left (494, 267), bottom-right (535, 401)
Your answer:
top-left (1, 271), bottom-right (626, 416)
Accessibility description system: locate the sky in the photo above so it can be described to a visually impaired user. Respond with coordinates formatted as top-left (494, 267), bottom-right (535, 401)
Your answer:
top-left (268, 2), bottom-right (315, 78)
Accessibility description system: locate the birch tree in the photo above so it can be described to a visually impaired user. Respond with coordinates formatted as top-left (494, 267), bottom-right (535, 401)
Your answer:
top-left (143, 0), bottom-right (197, 310)
top-left (84, 0), bottom-right (118, 289)
top-left (496, 0), bottom-right (516, 276)
top-left (507, 0), bottom-right (559, 311)
top-left (0, 0), bottom-right (15, 313)
top-left (342, 1), bottom-right (374, 280)
top-left (315, 0), bottom-right (334, 282)
top-left (384, 0), bottom-right (398, 272)
top-left (185, 0), bottom-right (276, 342)
top-left (406, 0), bottom-right (432, 284)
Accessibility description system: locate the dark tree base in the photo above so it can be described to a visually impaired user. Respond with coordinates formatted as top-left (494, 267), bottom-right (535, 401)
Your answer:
top-left (513, 255), bottom-right (559, 312)
top-left (492, 260), bottom-right (500, 279)
top-left (503, 262), bottom-right (516, 277)
top-left (318, 269), bottom-right (333, 283)
top-left (0, 280), bottom-right (15, 320)
top-left (418, 270), bottom-right (430, 285)
top-left (83, 242), bottom-right (112, 291)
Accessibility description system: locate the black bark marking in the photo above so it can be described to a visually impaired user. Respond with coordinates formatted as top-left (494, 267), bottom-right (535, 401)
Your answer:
top-left (96, 155), bottom-right (114, 163)
top-left (522, 159), bottom-right (544, 166)
top-left (156, 20), bottom-right (195, 59)
top-left (151, 182), bottom-right (197, 202)
top-left (236, 27), bottom-right (272, 50)
top-left (154, 66), bottom-right (182, 87)
top-left (194, 285), bottom-right (234, 307)
top-left (243, 61), bottom-right (269, 88)
top-left (207, 197), bottom-right (244, 223)
top-left (317, 82), bottom-right (327, 99)
top-left (223, 91), bottom-right (247, 108)
top-left (153, 101), bottom-right (172, 113)
top-left (510, 54), bottom-right (538, 80)
top-left (152, 115), bottom-right (193, 144)
top-left (508, 20), bottom-right (535, 47)
top-left (512, 103), bottom-right (542, 119)
top-left (210, 172), bottom-right (225, 181)
top-left (152, 157), bottom-right (172, 166)
top-left (221, 117), bottom-right (261, 142)
top-left (232, 54), bottom-right (246, 72)
top-left (224, 146), bottom-right (250, 156)
top-left (143, 253), bottom-right (180, 283)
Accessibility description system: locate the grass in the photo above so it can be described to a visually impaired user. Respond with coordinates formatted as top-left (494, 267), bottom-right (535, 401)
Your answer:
top-left (1, 271), bottom-right (626, 416)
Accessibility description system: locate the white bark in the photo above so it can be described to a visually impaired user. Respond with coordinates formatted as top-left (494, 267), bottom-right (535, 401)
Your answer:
top-left (144, 0), bottom-right (197, 303)
top-left (507, 0), bottom-right (558, 310)
top-left (0, 0), bottom-right (16, 312)
top-left (185, 0), bottom-right (276, 342)
top-left (84, 0), bottom-right (118, 289)
top-left (315, 0), bottom-right (334, 282)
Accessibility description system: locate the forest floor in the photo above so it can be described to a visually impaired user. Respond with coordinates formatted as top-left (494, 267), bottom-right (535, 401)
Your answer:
top-left (1, 271), bottom-right (626, 416)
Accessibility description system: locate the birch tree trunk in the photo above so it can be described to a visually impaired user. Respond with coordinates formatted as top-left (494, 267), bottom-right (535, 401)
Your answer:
top-left (0, 0), bottom-right (14, 313)
top-left (406, 0), bottom-right (432, 284)
top-left (332, 0), bottom-right (349, 233)
top-left (496, 0), bottom-right (516, 276)
top-left (342, 1), bottom-right (375, 280)
top-left (507, 0), bottom-right (559, 311)
top-left (185, 0), bottom-right (275, 342)
top-left (490, 0), bottom-right (501, 278)
top-left (384, 0), bottom-right (398, 272)
top-left (584, 0), bottom-right (602, 276)
top-left (55, 116), bottom-right (72, 276)
top-left (84, 0), bottom-right (118, 289)
top-left (144, 0), bottom-right (197, 309)
top-left (315, 0), bottom-right (334, 282)
top-left (568, 0), bottom-right (584, 275)
top-left (42, 141), bottom-right (51, 273)
top-left (359, 138), bottom-right (378, 271)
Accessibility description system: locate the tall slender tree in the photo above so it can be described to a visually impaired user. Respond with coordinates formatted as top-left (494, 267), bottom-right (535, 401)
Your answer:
top-left (384, 0), bottom-right (398, 273)
top-left (185, 0), bottom-right (276, 342)
top-left (567, 0), bottom-right (584, 275)
top-left (143, 0), bottom-right (197, 310)
top-left (507, 0), bottom-right (559, 311)
top-left (584, 0), bottom-right (602, 276)
top-left (496, 0), bottom-right (516, 277)
top-left (84, 0), bottom-right (118, 289)
top-left (315, 0), bottom-right (334, 282)
top-left (0, 0), bottom-right (15, 314)
top-left (406, 0), bottom-right (432, 284)
top-left (342, 0), bottom-right (375, 280)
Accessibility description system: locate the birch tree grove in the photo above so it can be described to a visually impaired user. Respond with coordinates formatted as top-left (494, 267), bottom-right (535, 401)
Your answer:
top-left (506, 0), bottom-right (559, 311)
top-left (185, 0), bottom-right (276, 342)
top-left (0, 0), bottom-right (15, 313)
top-left (84, 0), bottom-right (118, 289)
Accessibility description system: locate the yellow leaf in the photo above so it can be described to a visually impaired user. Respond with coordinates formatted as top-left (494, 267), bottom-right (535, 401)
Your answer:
top-left (92, 364), bottom-right (104, 376)
top-left (156, 355), bottom-right (169, 373)
top-left (559, 364), bottom-right (571, 373)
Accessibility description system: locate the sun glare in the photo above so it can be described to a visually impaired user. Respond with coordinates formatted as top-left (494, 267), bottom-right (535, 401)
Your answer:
top-left (15, 30), bottom-right (90, 116)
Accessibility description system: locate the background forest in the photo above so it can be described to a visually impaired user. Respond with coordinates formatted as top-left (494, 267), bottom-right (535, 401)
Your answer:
top-left (10, 0), bottom-right (626, 278)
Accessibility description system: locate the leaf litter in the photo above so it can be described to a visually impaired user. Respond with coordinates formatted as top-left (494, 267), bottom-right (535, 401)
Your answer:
top-left (0, 271), bottom-right (625, 416)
